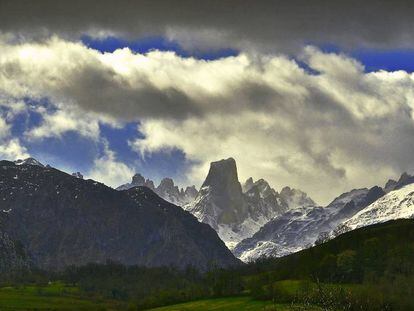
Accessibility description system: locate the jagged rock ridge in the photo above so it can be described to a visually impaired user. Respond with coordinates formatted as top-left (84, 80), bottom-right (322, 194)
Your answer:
top-left (117, 173), bottom-right (198, 206)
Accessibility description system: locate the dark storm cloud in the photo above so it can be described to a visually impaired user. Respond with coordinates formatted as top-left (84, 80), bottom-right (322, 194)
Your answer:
top-left (58, 65), bottom-right (198, 120)
top-left (1, 0), bottom-right (414, 52)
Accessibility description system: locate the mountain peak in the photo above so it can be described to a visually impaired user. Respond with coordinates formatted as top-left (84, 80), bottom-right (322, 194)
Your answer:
top-left (187, 157), bottom-right (247, 232)
top-left (184, 185), bottom-right (198, 198)
top-left (242, 177), bottom-right (254, 192)
top-left (132, 173), bottom-right (145, 185)
top-left (14, 157), bottom-right (44, 167)
top-left (384, 172), bottom-right (414, 192)
top-left (203, 157), bottom-right (239, 190)
top-left (397, 172), bottom-right (414, 187)
top-left (280, 186), bottom-right (315, 208)
top-left (159, 177), bottom-right (175, 189)
top-left (384, 179), bottom-right (397, 192)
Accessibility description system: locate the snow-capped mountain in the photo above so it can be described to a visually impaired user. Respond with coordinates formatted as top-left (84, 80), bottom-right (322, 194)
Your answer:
top-left (184, 158), bottom-right (316, 249)
top-left (117, 173), bottom-right (198, 206)
top-left (280, 186), bottom-right (316, 210)
top-left (335, 181), bottom-right (414, 235)
top-left (234, 186), bottom-right (384, 261)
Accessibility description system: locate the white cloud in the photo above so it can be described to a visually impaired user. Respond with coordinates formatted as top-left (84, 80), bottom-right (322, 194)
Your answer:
top-left (0, 138), bottom-right (29, 160)
top-left (87, 143), bottom-right (134, 188)
top-left (1, 37), bottom-right (414, 203)
top-left (25, 104), bottom-right (101, 141)
top-left (0, 116), bottom-right (29, 160)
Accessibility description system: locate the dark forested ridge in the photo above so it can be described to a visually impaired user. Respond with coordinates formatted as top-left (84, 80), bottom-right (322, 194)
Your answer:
top-left (0, 160), bottom-right (238, 271)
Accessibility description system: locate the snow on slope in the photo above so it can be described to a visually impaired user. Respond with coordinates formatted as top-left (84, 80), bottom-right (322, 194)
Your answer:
top-left (337, 183), bottom-right (414, 234)
top-left (233, 188), bottom-right (378, 262)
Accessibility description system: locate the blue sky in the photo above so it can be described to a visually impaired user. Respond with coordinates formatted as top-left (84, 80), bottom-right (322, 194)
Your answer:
top-left (81, 35), bottom-right (239, 60)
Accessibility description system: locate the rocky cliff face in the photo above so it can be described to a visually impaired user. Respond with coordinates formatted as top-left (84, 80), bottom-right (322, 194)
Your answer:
top-left (117, 174), bottom-right (198, 206)
top-left (190, 158), bottom-right (248, 228)
top-left (0, 160), bottom-right (238, 271)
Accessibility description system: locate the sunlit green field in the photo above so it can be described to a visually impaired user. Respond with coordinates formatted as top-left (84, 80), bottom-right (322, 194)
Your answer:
top-left (0, 282), bottom-right (125, 310)
top-left (149, 296), bottom-right (321, 311)
top-left (0, 281), bottom-right (329, 310)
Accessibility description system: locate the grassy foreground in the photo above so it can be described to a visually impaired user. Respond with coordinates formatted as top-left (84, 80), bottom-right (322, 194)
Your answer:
top-left (0, 282), bottom-right (125, 310)
top-left (149, 296), bottom-right (321, 311)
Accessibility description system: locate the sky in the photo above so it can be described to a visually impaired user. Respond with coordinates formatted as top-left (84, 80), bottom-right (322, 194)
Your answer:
top-left (1, 1), bottom-right (414, 204)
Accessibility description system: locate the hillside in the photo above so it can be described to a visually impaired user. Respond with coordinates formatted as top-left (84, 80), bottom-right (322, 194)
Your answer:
top-left (242, 219), bottom-right (414, 283)
top-left (0, 160), bottom-right (239, 271)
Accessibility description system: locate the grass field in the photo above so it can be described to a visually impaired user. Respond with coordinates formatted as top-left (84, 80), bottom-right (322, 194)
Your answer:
top-left (0, 282), bottom-right (125, 310)
top-left (149, 296), bottom-right (322, 311)
top-left (0, 281), bottom-right (325, 310)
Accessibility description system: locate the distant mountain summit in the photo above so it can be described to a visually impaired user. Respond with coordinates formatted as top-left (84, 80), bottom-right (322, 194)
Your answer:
top-left (117, 173), bottom-right (198, 206)
top-left (14, 157), bottom-right (44, 167)
top-left (190, 158), bottom-right (248, 228)
top-left (0, 159), bottom-right (238, 271)
top-left (234, 186), bottom-right (384, 261)
top-left (335, 173), bottom-right (414, 235)
top-left (185, 158), bottom-right (316, 249)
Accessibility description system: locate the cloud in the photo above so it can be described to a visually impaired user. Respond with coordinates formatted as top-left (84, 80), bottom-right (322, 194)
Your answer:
top-left (87, 143), bottom-right (134, 188)
top-left (127, 48), bottom-right (414, 204)
top-left (0, 116), bottom-right (29, 160)
top-left (1, 1), bottom-right (414, 52)
top-left (0, 138), bottom-right (29, 160)
top-left (1, 36), bottom-right (414, 203)
top-left (25, 104), bottom-right (101, 141)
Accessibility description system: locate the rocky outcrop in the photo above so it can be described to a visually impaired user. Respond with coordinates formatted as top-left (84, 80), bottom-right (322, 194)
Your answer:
top-left (71, 172), bottom-right (84, 179)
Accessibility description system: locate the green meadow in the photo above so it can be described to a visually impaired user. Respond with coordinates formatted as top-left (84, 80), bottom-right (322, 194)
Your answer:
top-left (0, 282), bottom-right (125, 310)
top-left (149, 296), bottom-right (321, 311)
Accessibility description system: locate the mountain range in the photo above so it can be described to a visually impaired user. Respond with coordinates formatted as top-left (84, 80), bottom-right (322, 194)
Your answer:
top-left (1, 156), bottom-right (413, 272)
top-left (121, 157), bottom-right (414, 263)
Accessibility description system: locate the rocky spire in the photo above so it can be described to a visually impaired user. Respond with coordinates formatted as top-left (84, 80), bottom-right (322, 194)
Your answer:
top-left (192, 158), bottom-right (248, 227)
